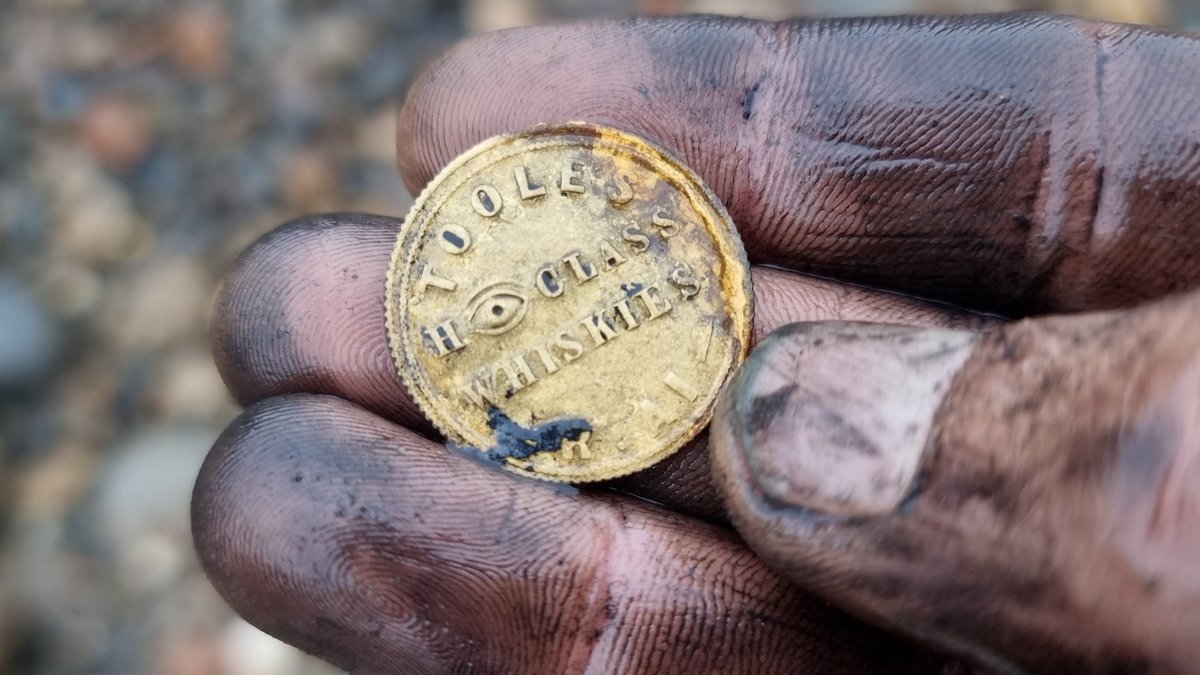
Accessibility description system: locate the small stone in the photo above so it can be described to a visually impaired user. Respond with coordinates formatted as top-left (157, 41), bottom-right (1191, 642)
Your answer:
top-left (149, 349), bottom-right (236, 424)
top-left (300, 15), bottom-right (373, 73)
top-left (354, 105), bottom-right (399, 165)
top-left (121, 533), bottom-right (185, 593)
top-left (637, 0), bottom-right (685, 14)
top-left (55, 195), bottom-right (145, 263)
top-left (168, 4), bottom-right (232, 79)
top-left (280, 148), bottom-right (339, 211)
top-left (0, 275), bottom-right (60, 390)
top-left (52, 17), bottom-right (118, 70)
top-left (81, 95), bottom-right (154, 173)
top-left (39, 145), bottom-right (148, 263)
top-left (220, 619), bottom-right (305, 675)
top-left (35, 260), bottom-right (103, 320)
top-left (155, 631), bottom-right (222, 675)
top-left (0, 581), bottom-right (16, 667)
top-left (92, 427), bottom-right (217, 592)
top-left (12, 442), bottom-right (95, 522)
top-left (54, 357), bottom-right (120, 444)
top-left (465, 0), bottom-right (540, 33)
top-left (0, 99), bottom-right (27, 165)
top-left (98, 258), bottom-right (211, 353)
top-left (0, 179), bottom-right (50, 253)
top-left (1050, 0), bottom-right (1168, 24)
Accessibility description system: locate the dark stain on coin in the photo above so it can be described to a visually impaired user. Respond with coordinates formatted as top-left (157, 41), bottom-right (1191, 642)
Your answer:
top-left (470, 407), bottom-right (593, 463)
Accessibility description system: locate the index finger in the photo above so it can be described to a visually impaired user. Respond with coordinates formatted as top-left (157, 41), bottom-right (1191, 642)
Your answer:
top-left (398, 13), bottom-right (1200, 315)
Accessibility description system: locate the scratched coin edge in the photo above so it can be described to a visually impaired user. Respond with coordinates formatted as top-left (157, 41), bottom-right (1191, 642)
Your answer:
top-left (385, 122), bottom-right (753, 482)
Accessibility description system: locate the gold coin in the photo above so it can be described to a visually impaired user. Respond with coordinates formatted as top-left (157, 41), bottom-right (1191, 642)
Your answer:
top-left (386, 122), bottom-right (752, 482)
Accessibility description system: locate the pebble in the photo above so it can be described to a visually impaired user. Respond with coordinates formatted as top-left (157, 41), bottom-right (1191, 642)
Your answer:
top-left (98, 257), bottom-right (211, 354)
top-left (12, 441), bottom-right (95, 522)
top-left (299, 15), bottom-right (373, 74)
top-left (91, 427), bottom-right (216, 591)
top-left (148, 349), bottom-right (237, 423)
top-left (50, 17), bottom-right (117, 71)
top-left (168, 4), bottom-right (233, 79)
top-left (353, 104), bottom-right (399, 165)
top-left (35, 259), bottom-right (103, 320)
top-left (39, 145), bottom-right (148, 263)
top-left (0, 181), bottom-right (50, 255)
top-left (220, 620), bottom-right (307, 675)
top-left (155, 631), bottom-right (222, 675)
top-left (0, 98), bottom-right (27, 165)
top-left (81, 94), bottom-right (154, 173)
top-left (280, 146), bottom-right (340, 210)
top-left (0, 275), bottom-right (60, 391)
top-left (0, 581), bottom-right (16, 667)
top-left (465, 0), bottom-right (540, 33)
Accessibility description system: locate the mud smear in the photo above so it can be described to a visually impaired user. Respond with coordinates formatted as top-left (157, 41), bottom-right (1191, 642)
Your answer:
top-left (744, 384), bottom-right (797, 434)
top-left (451, 407), bottom-right (593, 465)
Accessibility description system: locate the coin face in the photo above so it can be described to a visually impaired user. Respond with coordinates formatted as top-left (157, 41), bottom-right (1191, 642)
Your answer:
top-left (386, 122), bottom-right (752, 482)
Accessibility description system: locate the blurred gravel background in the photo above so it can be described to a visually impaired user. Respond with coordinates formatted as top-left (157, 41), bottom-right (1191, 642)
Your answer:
top-left (0, 0), bottom-right (1195, 673)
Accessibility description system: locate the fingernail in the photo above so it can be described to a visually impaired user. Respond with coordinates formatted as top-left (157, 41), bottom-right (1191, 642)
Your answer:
top-left (731, 322), bottom-right (976, 517)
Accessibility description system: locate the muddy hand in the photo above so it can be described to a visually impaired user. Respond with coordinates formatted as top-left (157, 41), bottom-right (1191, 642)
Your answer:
top-left (714, 292), bottom-right (1200, 674)
top-left (194, 13), bottom-right (1200, 675)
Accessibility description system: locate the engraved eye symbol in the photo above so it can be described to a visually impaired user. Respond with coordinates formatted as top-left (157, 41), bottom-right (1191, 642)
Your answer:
top-left (466, 282), bottom-right (529, 336)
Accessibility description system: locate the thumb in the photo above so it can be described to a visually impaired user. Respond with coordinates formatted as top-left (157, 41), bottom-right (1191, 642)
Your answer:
top-left (712, 293), bottom-right (1200, 673)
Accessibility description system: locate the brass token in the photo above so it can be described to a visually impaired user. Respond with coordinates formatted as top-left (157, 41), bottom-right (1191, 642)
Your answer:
top-left (386, 122), bottom-right (752, 482)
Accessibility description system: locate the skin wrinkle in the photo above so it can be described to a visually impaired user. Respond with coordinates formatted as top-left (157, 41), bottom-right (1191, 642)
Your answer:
top-left (193, 394), bottom-right (952, 674)
top-left (398, 14), bottom-right (1200, 314)
top-left (714, 292), bottom-right (1200, 673)
top-left (714, 357), bottom-right (1065, 675)
top-left (563, 506), bottom-right (618, 673)
top-left (212, 214), bottom-right (432, 433)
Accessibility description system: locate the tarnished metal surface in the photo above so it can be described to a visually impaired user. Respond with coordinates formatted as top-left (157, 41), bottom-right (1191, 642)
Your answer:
top-left (387, 122), bottom-right (753, 481)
